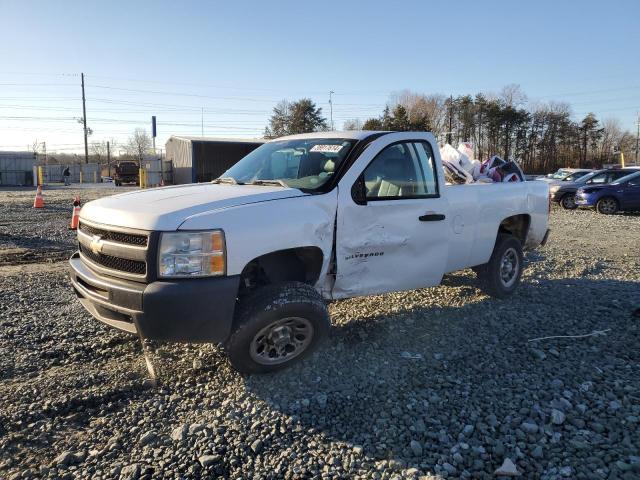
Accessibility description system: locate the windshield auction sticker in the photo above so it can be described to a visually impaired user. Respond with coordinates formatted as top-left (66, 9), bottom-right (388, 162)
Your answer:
top-left (310, 144), bottom-right (343, 153)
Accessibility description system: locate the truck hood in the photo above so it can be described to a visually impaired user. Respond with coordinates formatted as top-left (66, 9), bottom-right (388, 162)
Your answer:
top-left (80, 183), bottom-right (307, 231)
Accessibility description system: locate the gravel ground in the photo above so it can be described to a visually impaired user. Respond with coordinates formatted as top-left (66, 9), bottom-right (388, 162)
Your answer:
top-left (0, 185), bottom-right (639, 480)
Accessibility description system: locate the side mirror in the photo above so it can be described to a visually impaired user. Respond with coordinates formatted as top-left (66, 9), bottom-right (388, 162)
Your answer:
top-left (351, 176), bottom-right (367, 205)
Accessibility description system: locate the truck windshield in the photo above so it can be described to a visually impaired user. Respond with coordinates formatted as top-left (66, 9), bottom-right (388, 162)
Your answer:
top-left (220, 138), bottom-right (358, 190)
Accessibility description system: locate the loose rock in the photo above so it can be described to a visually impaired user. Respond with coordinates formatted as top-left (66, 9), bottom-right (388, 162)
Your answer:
top-left (494, 458), bottom-right (521, 477)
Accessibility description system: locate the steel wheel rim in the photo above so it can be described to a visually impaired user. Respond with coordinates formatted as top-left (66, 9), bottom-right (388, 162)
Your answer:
top-left (562, 195), bottom-right (575, 209)
top-left (499, 247), bottom-right (519, 288)
top-left (600, 198), bottom-right (616, 214)
top-left (249, 317), bottom-right (314, 365)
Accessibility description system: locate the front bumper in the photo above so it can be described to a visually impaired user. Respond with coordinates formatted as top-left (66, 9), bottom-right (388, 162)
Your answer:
top-left (549, 189), bottom-right (564, 202)
top-left (69, 252), bottom-right (240, 343)
top-left (574, 192), bottom-right (597, 207)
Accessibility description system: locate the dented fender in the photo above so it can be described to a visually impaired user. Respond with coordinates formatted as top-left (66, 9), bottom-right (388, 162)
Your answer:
top-left (178, 191), bottom-right (338, 283)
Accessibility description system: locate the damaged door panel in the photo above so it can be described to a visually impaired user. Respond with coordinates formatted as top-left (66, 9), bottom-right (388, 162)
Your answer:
top-left (332, 137), bottom-right (449, 298)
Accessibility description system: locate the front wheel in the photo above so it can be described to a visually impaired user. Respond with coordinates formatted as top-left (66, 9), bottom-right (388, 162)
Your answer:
top-left (560, 194), bottom-right (577, 210)
top-left (225, 282), bottom-right (330, 373)
top-left (475, 234), bottom-right (523, 299)
top-left (596, 197), bottom-right (618, 215)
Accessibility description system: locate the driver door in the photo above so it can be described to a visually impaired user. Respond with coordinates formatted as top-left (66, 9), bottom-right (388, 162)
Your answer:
top-left (622, 176), bottom-right (640, 209)
top-left (332, 134), bottom-right (449, 299)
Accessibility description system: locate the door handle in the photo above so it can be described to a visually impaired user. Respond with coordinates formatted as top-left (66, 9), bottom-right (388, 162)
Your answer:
top-left (419, 213), bottom-right (446, 222)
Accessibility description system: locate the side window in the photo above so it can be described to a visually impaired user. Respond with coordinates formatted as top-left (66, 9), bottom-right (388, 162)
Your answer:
top-left (363, 141), bottom-right (439, 200)
top-left (412, 142), bottom-right (438, 195)
top-left (588, 173), bottom-right (607, 184)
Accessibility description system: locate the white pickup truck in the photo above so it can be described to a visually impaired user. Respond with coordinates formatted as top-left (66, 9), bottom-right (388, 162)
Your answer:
top-left (69, 131), bottom-right (550, 373)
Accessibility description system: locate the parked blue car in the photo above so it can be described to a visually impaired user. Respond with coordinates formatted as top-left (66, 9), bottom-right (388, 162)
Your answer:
top-left (575, 170), bottom-right (640, 214)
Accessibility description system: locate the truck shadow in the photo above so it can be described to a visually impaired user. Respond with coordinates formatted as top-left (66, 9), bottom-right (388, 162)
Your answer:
top-left (243, 276), bottom-right (640, 468)
top-left (0, 232), bottom-right (75, 265)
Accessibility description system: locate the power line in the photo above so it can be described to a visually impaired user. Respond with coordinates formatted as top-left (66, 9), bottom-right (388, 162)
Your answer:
top-left (86, 84), bottom-right (285, 103)
top-left (537, 85), bottom-right (640, 99)
top-left (85, 73), bottom-right (331, 95)
top-left (0, 82), bottom-right (78, 87)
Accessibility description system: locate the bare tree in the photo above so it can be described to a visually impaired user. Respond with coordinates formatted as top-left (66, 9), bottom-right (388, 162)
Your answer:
top-left (264, 100), bottom-right (292, 138)
top-left (90, 141), bottom-right (108, 163)
top-left (343, 118), bottom-right (363, 130)
top-left (125, 129), bottom-right (152, 163)
top-left (389, 90), bottom-right (448, 135)
top-left (598, 119), bottom-right (616, 163)
top-left (500, 84), bottom-right (527, 108)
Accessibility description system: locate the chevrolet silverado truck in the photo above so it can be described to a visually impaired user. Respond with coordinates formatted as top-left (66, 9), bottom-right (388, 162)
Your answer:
top-left (69, 131), bottom-right (550, 373)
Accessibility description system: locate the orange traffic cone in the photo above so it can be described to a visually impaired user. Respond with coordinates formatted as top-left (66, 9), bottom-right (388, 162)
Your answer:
top-left (70, 196), bottom-right (81, 230)
top-left (33, 186), bottom-right (44, 208)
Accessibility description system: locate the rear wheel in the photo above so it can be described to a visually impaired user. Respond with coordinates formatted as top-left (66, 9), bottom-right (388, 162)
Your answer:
top-left (475, 234), bottom-right (523, 299)
top-left (596, 197), bottom-right (618, 215)
top-left (560, 193), bottom-right (577, 210)
top-left (225, 282), bottom-right (330, 373)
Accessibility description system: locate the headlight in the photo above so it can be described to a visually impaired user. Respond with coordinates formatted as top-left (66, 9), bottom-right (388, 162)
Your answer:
top-left (158, 230), bottom-right (225, 278)
top-left (549, 185), bottom-right (560, 193)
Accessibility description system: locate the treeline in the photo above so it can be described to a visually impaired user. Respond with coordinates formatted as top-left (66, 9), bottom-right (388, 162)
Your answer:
top-left (353, 86), bottom-right (635, 173)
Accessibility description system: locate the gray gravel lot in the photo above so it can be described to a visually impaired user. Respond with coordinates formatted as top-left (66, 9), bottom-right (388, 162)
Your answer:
top-left (0, 185), bottom-right (639, 480)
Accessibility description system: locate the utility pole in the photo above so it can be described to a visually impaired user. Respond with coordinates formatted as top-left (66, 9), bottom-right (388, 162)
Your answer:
top-left (329, 91), bottom-right (334, 130)
top-left (43, 141), bottom-right (47, 166)
top-left (446, 95), bottom-right (453, 145)
top-left (201, 107), bottom-right (204, 137)
top-left (635, 112), bottom-right (639, 164)
top-left (81, 73), bottom-right (89, 164)
top-left (107, 141), bottom-right (111, 177)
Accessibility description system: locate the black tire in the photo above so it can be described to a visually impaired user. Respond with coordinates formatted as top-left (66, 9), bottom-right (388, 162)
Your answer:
top-left (475, 234), bottom-right (523, 299)
top-left (560, 193), bottom-right (577, 210)
top-left (596, 197), bottom-right (618, 215)
top-left (225, 282), bottom-right (330, 374)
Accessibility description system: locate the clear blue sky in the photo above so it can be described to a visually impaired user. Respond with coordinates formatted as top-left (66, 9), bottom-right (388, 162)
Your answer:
top-left (0, 0), bottom-right (638, 154)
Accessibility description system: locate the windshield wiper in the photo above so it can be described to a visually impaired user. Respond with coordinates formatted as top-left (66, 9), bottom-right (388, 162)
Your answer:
top-left (212, 177), bottom-right (244, 185)
top-left (247, 179), bottom-right (288, 188)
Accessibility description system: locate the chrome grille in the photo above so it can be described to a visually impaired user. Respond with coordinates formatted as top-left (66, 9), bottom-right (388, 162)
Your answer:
top-left (79, 221), bottom-right (148, 247)
top-left (77, 220), bottom-right (150, 280)
top-left (79, 244), bottom-right (146, 275)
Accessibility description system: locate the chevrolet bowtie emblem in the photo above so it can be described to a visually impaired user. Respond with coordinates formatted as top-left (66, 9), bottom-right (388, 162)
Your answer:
top-left (90, 234), bottom-right (104, 255)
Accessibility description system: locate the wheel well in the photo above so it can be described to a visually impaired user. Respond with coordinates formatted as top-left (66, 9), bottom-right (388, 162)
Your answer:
top-left (239, 247), bottom-right (324, 294)
top-left (498, 214), bottom-right (530, 245)
top-left (598, 196), bottom-right (618, 204)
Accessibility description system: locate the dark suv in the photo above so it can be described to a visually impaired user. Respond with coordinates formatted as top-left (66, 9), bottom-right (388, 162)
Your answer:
top-left (549, 168), bottom-right (639, 209)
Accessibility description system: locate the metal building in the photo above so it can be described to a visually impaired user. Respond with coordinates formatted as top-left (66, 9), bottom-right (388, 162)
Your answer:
top-left (0, 151), bottom-right (36, 185)
top-left (165, 136), bottom-right (265, 184)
